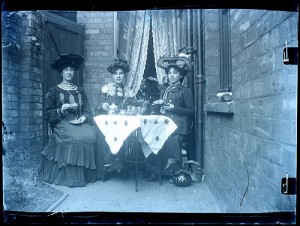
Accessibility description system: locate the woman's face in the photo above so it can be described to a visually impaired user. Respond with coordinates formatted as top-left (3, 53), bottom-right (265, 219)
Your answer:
top-left (167, 67), bottom-right (183, 85)
top-left (112, 68), bottom-right (125, 85)
top-left (61, 67), bottom-right (75, 83)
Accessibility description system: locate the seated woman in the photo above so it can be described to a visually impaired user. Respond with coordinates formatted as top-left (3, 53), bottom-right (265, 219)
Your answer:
top-left (95, 58), bottom-right (130, 115)
top-left (37, 53), bottom-right (100, 187)
top-left (94, 58), bottom-right (130, 178)
top-left (145, 55), bottom-right (195, 182)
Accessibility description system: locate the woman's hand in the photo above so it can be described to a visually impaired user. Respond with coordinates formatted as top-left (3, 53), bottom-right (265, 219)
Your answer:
top-left (76, 115), bottom-right (87, 124)
top-left (102, 102), bottom-right (110, 111)
top-left (61, 104), bottom-right (71, 114)
top-left (163, 103), bottom-right (174, 111)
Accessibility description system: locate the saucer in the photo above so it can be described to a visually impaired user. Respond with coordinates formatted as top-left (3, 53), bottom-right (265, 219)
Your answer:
top-left (70, 119), bottom-right (83, 125)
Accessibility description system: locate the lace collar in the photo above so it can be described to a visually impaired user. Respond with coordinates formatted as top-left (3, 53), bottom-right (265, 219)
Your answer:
top-left (57, 82), bottom-right (78, 91)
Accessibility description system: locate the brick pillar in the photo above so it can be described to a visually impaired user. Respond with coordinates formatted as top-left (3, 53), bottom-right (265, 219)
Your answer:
top-left (2, 11), bottom-right (45, 175)
top-left (77, 12), bottom-right (115, 112)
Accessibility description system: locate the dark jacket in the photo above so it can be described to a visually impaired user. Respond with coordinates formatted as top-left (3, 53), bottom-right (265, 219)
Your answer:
top-left (161, 83), bottom-right (194, 135)
top-left (44, 86), bottom-right (93, 127)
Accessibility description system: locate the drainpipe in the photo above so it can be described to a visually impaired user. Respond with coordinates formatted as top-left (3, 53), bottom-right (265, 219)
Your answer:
top-left (184, 10), bottom-right (205, 181)
top-left (185, 9), bottom-right (196, 163)
top-left (186, 9), bottom-right (194, 92)
top-left (194, 9), bottom-right (205, 181)
top-left (186, 10), bottom-right (205, 181)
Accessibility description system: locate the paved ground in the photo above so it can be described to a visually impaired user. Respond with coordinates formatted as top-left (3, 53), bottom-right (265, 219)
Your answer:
top-left (49, 175), bottom-right (222, 213)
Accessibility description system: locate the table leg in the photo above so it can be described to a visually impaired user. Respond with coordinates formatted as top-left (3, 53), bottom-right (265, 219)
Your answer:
top-left (102, 166), bottom-right (105, 183)
top-left (135, 130), bottom-right (139, 192)
top-left (135, 154), bottom-right (138, 192)
top-left (159, 172), bottom-right (162, 186)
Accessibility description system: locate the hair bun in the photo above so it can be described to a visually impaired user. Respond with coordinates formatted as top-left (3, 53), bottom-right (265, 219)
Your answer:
top-left (114, 58), bottom-right (127, 64)
top-left (107, 58), bottom-right (130, 73)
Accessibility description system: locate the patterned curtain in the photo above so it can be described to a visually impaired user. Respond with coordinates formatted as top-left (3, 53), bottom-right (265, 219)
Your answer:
top-left (151, 10), bottom-right (182, 85)
top-left (118, 11), bottom-right (151, 97)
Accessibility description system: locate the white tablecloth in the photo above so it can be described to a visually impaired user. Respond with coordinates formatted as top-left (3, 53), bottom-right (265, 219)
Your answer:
top-left (93, 115), bottom-right (177, 158)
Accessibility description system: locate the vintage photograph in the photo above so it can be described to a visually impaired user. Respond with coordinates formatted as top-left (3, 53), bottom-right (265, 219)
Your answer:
top-left (2, 5), bottom-right (297, 224)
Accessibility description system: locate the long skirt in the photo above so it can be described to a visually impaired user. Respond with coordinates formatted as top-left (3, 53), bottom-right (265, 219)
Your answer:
top-left (146, 134), bottom-right (182, 175)
top-left (37, 118), bottom-right (102, 187)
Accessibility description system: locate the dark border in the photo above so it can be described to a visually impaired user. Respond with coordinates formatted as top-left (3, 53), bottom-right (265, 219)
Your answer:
top-left (1, 0), bottom-right (299, 11)
top-left (2, 1), bottom-right (298, 225)
top-left (2, 211), bottom-right (297, 225)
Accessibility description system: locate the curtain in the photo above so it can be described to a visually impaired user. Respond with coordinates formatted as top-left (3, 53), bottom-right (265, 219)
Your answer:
top-left (118, 9), bottom-right (183, 91)
top-left (151, 10), bottom-right (182, 85)
top-left (118, 11), bottom-right (151, 97)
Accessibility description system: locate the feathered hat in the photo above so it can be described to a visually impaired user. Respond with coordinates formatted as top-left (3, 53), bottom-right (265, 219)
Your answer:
top-left (51, 53), bottom-right (84, 72)
top-left (157, 53), bottom-right (192, 76)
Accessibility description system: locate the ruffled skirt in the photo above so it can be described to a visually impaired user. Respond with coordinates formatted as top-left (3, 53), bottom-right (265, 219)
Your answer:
top-left (38, 118), bottom-right (102, 187)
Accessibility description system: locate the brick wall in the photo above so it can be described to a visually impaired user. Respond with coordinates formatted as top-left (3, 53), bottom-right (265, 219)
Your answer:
top-left (77, 12), bottom-right (115, 111)
top-left (2, 11), bottom-right (22, 164)
top-left (2, 11), bottom-right (44, 175)
top-left (203, 9), bottom-right (297, 212)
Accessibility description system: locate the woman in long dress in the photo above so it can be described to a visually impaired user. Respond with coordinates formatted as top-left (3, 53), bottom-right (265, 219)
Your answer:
top-left (145, 55), bottom-right (195, 182)
top-left (94, 58), bottom-right (130, 179)
top-left (37, 53), bottom-right (101, 187)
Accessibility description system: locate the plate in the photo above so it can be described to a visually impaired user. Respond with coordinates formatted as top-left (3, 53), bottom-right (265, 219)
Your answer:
top-left (70, 119), bottom-right (83, 125)
top-left (119, 110), bottom-right (127, 115)
top-left (126, 111), bottom-right (137, 116)
top-left (152, 99), bottom-right (164, 105)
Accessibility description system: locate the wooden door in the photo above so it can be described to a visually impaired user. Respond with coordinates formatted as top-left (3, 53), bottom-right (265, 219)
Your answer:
top-left (42, 11), bottom-right (84, 143)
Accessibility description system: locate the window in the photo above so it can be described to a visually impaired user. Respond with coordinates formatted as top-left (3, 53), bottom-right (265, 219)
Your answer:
top-left (219, 9), bottom-right (232, 92)
top-left (143, 20), bottom-right (157, 79)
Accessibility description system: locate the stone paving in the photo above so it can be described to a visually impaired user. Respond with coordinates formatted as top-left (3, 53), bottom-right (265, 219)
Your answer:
top-left (49, 176), bottom-right (222, 213)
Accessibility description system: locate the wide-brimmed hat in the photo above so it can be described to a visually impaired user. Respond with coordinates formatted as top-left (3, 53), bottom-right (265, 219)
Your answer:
top-left (51, 53), bottom-right (84, 72)
top-left (157, 55), bottom-right (192, 76)
top-left (107, 58), bottom-right (130, 74)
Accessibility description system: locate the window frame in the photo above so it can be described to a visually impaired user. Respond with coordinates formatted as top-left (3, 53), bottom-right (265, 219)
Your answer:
top-left (219, 9), bottom-right (232, 92)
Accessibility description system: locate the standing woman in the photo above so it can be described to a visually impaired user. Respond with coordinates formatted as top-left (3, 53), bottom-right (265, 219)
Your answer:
top-left (94, 58), bottom-right (130, 178)
top-left (38, 53), bottom-right (100, 187)
top-left (145, 55), bottom-right (195, 182)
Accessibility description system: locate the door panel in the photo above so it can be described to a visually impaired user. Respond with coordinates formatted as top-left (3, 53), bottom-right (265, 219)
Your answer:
top-left (45, 24), bottom-right (83, 89)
